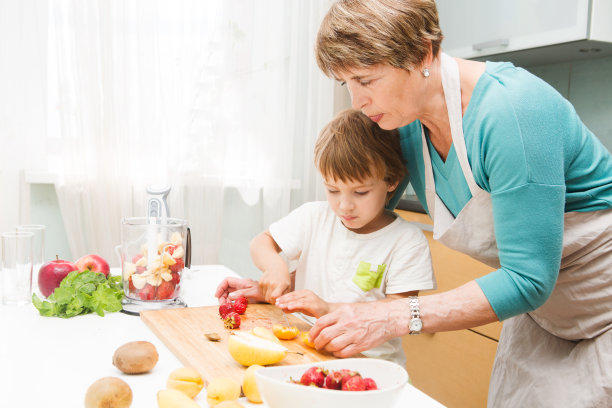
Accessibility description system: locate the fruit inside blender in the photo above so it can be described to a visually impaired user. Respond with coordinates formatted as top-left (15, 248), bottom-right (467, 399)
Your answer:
top-left (122, 230), bottom-right (185, 301)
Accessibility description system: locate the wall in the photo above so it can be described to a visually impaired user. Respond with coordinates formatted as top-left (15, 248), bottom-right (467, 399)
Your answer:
top-left (526, 55), bottom-right (612, 152)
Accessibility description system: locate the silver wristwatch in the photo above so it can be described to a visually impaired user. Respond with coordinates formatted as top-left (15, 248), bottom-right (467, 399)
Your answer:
top-left (408, 296), bottom-right (422, 335)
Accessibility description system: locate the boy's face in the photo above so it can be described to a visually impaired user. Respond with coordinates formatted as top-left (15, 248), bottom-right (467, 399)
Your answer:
top-left (324, 175), bottom-right (397, 234)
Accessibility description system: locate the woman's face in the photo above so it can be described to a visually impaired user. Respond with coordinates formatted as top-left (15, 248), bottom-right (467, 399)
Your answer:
top-left (335, 63), bottom-right (424, 130)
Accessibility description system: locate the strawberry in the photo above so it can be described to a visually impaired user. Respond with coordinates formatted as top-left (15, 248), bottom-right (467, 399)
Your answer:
top-left (235, 296), bottom-right (248, 306)
top-left (128, 276), bottom-right (136, 293)
top-left (131, 254), bottom-right (143, 264)
top-left (157, 280), bottom-right (176, 300)
top-left (136, 266), bottom-right (146, 274)
top-left (223, 312), bottom-right (241, 329)
top-left (339, 369), bottom-right (357, 386)
top-left (233, 301), bottom-right (247, 314)
top-left (138, 284), bottom-right (156, 301)
top-left (300, 366), bottom-right (326, 388)
top-left (363, 377), bottom-right (378, 390)
top-left (169, 258), bottom-right (184, 273)
top-left (342, 375), bottom-right (365, 391)
top-left (171, 271), bottom-right (181, 286)
top-left (219, 302), bottom-right (234, 319)
top-left (323, 370), bottom-right (343, 390)
top-left (164, 244), bottom-right (178, 255)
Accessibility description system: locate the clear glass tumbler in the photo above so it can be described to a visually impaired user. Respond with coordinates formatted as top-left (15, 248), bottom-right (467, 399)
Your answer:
top-left (2, 231), bottom-right (34, 305)
top-left (16, 225), bottom-right (46, 295)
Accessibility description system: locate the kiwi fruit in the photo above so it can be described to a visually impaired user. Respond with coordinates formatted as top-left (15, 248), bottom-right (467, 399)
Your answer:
top-left (84, 376), bottom-right (132, 408)
top-left (112, 341), bottom-right (159, 374)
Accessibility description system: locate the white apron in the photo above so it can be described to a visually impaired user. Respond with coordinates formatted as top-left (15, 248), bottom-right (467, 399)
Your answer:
top-left (424, 53), bottom-right (612, 407)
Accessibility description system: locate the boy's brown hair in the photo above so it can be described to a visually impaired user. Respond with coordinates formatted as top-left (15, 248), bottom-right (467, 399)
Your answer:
top-left (314, 109), bottom-right (406, 197)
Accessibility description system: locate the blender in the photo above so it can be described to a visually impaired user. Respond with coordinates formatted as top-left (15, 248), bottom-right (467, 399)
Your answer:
top-left (119, 185), bottom-right (191, 315)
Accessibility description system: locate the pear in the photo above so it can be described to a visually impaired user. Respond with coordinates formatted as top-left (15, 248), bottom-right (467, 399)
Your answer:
top-left (242, 364), bottom-right (264, 403)
top-left (206, 377), bottom-right (241, 407)
top-left (157, 388), bottom-right (199, 408)
top-left (250, 326), bottom-right (281, 344)
top-left (228, 331), bottom-right (288, 366)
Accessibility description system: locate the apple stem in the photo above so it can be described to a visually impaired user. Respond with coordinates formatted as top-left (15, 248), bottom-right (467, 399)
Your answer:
top-left (56, 255), bottom-right (59, 261)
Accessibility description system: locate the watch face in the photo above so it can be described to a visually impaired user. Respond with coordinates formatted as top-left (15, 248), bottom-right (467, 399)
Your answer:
top-left (410, 318), bottom-right (423, 332)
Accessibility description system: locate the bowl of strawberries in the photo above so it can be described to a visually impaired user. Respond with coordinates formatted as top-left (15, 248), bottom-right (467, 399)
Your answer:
top-left (254, 357), bottom-right (408, 408)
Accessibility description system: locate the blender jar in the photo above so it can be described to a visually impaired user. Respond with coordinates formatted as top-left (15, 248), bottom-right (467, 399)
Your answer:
top-left (120, 217), bottom-right (190, 314)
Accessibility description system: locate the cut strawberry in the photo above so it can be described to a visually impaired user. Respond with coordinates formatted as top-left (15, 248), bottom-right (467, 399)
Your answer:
top-left (171, 271), bottom-right (181, 286)
top-left (128, 276), bottom-right (136, 293)
top-left (363, 377), bottom-right (378, 390)
top-left (300, 366), bottom-right (326, 387)
top-left (164, 244), bottom-right (178, 255)
top-left (138, 284), bottom-right (156, 301)
top-left (223, 312), bottom-right (241, 329)
top-left (219, 302), bottom-right (234, 318)
top-left (342, 375), bottom-right (365, 391)
top-left (169, 258), bottom-right (184, 273)
top-left (323, 370), bottom-right (343, 390)
top-left (157, 280), bottom-right (176, 300)
top-left (131, 254), bottom-right (143, 264)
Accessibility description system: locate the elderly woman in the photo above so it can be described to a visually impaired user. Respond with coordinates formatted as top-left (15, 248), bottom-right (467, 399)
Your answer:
top-left (289, 0), bottom-right (612, 406)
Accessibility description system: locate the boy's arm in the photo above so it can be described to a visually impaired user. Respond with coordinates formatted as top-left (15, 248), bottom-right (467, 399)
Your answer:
top-left (250, 229), bottom-right (292, 303)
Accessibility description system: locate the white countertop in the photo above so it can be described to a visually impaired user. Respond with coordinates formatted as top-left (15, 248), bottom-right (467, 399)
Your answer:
top-left (0, 265), bottom-right (445, 408)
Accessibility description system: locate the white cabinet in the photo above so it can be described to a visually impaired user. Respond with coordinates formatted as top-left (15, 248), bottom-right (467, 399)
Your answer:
top-left (437, 0), bottom-right (612, 66)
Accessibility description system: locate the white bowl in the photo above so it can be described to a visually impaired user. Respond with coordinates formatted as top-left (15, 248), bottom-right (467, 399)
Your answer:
top-left (254, 358), bottom-right (408, 408)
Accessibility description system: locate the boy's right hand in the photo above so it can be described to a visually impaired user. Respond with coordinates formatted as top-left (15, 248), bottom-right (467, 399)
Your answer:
top-left (259, 269), bottom-right (292, 304)
top-left (215, 277), bottom-right (264, 304)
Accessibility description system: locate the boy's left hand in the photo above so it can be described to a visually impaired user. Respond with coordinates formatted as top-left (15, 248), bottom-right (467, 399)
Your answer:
top-left (275, 290), bottom-right (330, 318)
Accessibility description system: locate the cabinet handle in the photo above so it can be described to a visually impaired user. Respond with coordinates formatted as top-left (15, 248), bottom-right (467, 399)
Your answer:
top-left (472, 38), bottom-right (509, 52)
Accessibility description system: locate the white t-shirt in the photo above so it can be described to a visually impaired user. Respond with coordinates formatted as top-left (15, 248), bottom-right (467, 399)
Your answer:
top-left (269, 201), bottom-right (436, 366)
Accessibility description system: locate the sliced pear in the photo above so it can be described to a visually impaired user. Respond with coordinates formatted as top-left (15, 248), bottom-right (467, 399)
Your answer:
top-left (250, 326), bottom-right (281, 344)
top-left (228, 331), bottom-right (287, 366)
top-left (162, 252), bottom-right (177, 266)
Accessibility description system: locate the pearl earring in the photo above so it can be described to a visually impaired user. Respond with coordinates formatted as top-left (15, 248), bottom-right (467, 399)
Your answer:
top-left (422, 68), bottom-right (430, 78)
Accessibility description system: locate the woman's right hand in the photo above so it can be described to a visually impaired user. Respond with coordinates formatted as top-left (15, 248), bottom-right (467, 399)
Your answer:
top-left (259, 269), bottom-right (292, 304)
top-left (214, 277), bottom-right (265, 304)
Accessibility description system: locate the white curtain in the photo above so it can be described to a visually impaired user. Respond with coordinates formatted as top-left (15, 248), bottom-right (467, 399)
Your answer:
top-left (45, 0), bottom-right (335, 270)
top-left (0, 0), bottom-right (48, 232)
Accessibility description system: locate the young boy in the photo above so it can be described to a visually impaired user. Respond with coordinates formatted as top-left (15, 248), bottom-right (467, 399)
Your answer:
top-left (215, 109), bottom-right (435, 365)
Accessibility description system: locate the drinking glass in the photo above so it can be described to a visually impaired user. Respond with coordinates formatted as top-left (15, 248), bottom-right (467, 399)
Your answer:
top-left (2, 231), bottom-right (34, 305)
top-left (16, 224), bottom-right (46, 295)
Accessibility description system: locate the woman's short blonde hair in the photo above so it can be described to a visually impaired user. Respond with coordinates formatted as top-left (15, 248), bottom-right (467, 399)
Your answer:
top-left (315, 0), bottom-right (443, 76)
top-left (315, 109), bottom-right (406, 192)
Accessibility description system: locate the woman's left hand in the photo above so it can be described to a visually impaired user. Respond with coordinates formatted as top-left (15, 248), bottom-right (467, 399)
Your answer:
top-left (276, 290), bottom-right (331, 318)
top-left (308, 299), bottom-right (409, 357)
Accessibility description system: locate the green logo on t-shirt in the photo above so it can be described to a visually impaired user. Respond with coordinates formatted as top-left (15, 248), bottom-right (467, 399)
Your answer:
top-left (352, 261), bottom-right (386, 291)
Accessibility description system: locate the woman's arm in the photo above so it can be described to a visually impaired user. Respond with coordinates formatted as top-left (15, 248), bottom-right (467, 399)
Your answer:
top-left (309, 281), bottom-right (497, 357)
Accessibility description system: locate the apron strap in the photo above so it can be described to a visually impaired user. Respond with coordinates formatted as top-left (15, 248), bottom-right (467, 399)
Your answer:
top-left (439, 53), bottom-right (482, 196)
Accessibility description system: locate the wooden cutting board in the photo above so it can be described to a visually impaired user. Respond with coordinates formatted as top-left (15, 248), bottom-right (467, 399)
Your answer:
top-left (141, 304), bottom-right (337, 384)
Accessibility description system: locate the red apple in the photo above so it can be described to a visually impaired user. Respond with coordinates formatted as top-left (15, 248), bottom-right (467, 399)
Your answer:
top-left (38, 256), bottom-right (78, 297)
top-left (74, 254), bottom-right (110, 277)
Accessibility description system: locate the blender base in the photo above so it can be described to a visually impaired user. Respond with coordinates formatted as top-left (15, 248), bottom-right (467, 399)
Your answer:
top-left (120, 296), bottom-right (188, 316)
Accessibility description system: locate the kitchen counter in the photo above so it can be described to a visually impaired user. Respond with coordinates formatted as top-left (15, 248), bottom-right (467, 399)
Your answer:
top-left (1, 265), bottom-right (445, 408)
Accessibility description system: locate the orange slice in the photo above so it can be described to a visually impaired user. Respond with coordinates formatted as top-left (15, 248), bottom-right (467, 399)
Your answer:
top-left (272, 325), bottom-right (300, 340)
top-left (300, 331), bottom-right (315, 348)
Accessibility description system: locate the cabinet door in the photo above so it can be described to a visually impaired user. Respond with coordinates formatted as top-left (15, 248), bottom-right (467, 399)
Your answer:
top-left (437, 0), bottom-right (590, 59)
